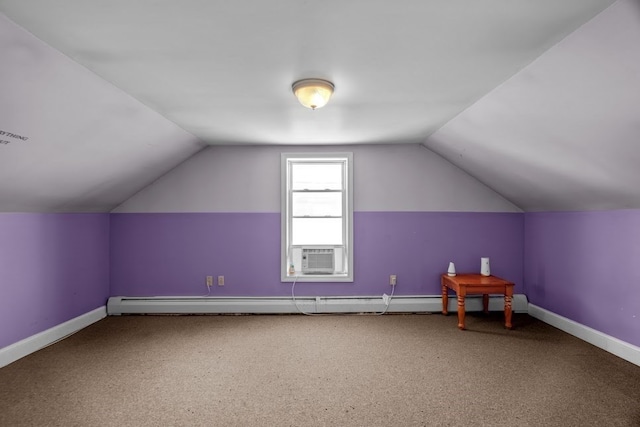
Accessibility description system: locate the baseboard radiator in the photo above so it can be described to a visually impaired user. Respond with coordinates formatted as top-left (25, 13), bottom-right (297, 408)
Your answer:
top-left (107, 294), bottom-right (528, 315)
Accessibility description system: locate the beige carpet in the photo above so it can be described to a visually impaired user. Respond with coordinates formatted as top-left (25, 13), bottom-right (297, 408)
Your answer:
top-left (1, 313), bottom-right (639, 426)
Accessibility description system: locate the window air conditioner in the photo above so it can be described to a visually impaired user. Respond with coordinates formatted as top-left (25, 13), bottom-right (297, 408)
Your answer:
top-left (301, 247), bottom-right (335, 274)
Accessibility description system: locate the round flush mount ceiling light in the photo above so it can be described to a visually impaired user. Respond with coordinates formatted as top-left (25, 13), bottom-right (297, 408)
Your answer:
top-left (292, 78), bottom-right (334, 110)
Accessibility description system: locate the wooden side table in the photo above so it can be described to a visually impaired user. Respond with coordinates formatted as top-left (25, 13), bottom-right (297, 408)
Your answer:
top-left (441, 273), bottom-right (514, 330)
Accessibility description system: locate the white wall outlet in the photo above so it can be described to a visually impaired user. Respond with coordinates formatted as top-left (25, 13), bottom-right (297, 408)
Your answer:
top-left (390, 275), bottom-right (397, 286)
top-left (217, 275), bottom-right (225, 286)
top-left (206, 276), bottom-right (213, 287)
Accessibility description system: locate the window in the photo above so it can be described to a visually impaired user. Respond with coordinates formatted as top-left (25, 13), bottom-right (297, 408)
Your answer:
top-left (281, 153), bottom-right (353, 282)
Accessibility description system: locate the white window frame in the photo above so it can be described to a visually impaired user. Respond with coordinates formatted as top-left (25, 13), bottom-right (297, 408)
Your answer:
top-left (281, 152), bottom-right (354, 282)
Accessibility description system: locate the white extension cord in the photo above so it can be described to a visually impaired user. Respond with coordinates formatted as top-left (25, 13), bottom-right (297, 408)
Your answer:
top-left (291, 275), bottom-right (395, 316)
top-left (375, 283), bottom-right (395, 315)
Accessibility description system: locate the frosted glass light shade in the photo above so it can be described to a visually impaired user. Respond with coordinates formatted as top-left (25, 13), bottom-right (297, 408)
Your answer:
top-left (292, 79), bottom-right (334, 110)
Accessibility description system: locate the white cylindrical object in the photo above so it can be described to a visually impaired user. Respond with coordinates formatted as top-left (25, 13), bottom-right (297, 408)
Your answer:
top-left (480, 257), bottom-right (490, 276)
top-left (447, 262), bottom-right (456, 276)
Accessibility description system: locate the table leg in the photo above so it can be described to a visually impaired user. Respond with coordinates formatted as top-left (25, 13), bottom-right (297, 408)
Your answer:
top-left (457, 293), bottom-right (466, 330)
top-left (482, 294), bottom-right (489, 314)
top-left (442, 283), bottom-right (448, 315)
top-left (504, 293), bottom-right (513, 329)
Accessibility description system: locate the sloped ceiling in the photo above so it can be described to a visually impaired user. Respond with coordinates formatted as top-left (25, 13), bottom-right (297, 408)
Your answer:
top-left (0, 13), bottom-right (205, 212)
top-left (424, 0), bottom-right (640, 211)
top-left (2, 0), bottom-right (636, 212)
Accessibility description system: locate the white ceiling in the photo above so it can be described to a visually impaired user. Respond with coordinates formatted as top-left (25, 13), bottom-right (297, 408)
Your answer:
top-left (2, 0), bottom-right (638, 212)
top-left (425, 0), bottom-right (640, 211)
top-left (0, 0), bottom-right (614, 145)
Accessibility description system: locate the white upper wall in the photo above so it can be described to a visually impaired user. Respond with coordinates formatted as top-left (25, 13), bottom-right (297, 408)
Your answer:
top-left (113, 144), bottom-right (521, 213)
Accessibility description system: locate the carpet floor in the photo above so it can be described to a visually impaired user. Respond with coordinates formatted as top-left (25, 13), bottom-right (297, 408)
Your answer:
top-left (1, 313), bottom-right (639, 426)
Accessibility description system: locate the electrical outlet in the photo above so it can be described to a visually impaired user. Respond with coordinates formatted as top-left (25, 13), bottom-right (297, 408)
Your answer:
top-left (206, 276), bottom-right (213, 287)
top-left (390, 275), bottom-right (397, 286)
top-left (217, 275), bottom-right (225, 286)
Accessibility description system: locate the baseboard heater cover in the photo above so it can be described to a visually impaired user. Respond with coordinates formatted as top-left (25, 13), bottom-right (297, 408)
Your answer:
top-left (107, 294), bottom-right (528, 315)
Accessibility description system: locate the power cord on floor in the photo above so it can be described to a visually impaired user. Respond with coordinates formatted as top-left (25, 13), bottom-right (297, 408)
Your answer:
top-left (291, 275), bottom-right (395, 316)
top-left (374, 283), bottom-right (395, 316)
top-left (291, 275), bottom-right (322, 315)
top-left (202, 281), bottom-right (212, 297)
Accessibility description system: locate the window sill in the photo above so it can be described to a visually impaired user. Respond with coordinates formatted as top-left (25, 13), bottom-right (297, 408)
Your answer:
top-left (281, 273), bottom-right (353, 283)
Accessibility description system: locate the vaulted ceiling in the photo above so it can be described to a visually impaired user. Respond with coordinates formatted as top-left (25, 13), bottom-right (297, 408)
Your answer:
top-left (1, 0), bottom-right (638, 212)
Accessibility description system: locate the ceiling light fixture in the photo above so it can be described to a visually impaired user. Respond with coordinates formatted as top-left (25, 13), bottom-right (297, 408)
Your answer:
top-left (292, 79), bottom-right (334, 110)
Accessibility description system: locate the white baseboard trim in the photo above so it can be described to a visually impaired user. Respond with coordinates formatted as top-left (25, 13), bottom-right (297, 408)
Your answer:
top-left (528, 304), bottom-right (640, 367)
top-left (0, 306), bottom-right (107, 368)
top-left (107, 294), bottom-right (528, 316)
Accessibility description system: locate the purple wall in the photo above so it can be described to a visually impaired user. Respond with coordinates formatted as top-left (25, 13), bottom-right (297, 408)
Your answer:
top-left (524, 210), bottom-right (640, 347)
top-left (6, 209), bottom-right (639, 352)
top-left (110, 212), bottom-right (523, 297)
top-left (0, 214), bottom-right (110, 349)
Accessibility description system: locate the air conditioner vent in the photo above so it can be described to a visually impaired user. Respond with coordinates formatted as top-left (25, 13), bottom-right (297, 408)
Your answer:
top-left (301, 247), bottom-right (335, 274)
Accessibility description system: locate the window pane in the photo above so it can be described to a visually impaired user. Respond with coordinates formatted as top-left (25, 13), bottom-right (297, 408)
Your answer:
top-left (291, 163), bottom-right (342, 190)
top-left (292, 218), bottom-right (343, 245)
top-left (292, 192), bottom-right (342, 217)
